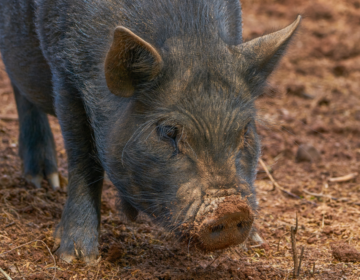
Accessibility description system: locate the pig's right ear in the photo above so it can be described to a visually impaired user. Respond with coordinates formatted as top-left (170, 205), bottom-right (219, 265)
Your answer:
top-left (105, 27), bottom-right (163, 97)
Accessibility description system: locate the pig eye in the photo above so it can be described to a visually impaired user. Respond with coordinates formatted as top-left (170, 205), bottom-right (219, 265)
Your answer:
top-left (165, 126), bottom-right (178, 140)
top-left (244, 122), bottom-right (251, 136)
top-left (157, 125), bottom-right (179, 150)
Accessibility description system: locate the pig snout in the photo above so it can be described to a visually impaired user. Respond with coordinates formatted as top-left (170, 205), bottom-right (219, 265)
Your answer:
top-left (193, 195), bottom-right (254, 251)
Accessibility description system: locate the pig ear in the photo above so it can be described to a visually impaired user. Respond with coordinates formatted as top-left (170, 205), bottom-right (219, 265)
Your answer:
top-left (218, 0), bottom-right (243, 45)
top-left (237, 16), bottom-right (301, 86)
top-left (105, 27), bottom-right (163, 97)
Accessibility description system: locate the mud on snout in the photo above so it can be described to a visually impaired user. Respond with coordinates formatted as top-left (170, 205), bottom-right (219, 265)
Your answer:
top-left (181, 192), bottom-right (254, 251)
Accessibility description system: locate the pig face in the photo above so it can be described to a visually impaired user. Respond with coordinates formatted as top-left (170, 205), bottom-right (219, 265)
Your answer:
top-left (109, 80), bottom-right (260, 250)
top-left (105, 16), bottom-right (301, 251)
top-left (107, 102), bottom-right (259, 250)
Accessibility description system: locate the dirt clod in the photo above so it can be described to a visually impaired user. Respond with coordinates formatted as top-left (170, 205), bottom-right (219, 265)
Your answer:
top-left (307, 237), bottom-right (318, 244)
top-left (260, 243), bottom-right (270, 251)
top-left (322, 227), bottom-right (334, 235)
top-left (305, 3), bottom-right (334, 20)
top-left (1, 0), bottom-right (360, 279)
top-left (106, 244), bottom-right (124, 263)
top-left (296, 144), bottom-right (321, 163)
top-left (286, 84), bottom-right (313, 99)
top-left (333, 64), bottom-right (348, 77)
top-left (290, 186), bottom-right (303, 197)
top-left (331, 243), bottom-right (360, 262)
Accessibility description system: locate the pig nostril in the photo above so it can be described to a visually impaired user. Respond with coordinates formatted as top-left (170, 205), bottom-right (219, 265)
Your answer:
top-left (211, 224), bottom-right (225, 233)
top-left (196, 197), bottom-right (255, 251)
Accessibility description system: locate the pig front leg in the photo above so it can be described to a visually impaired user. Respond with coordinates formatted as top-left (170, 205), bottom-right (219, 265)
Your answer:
top-left (52, 77), bottom-right (104, 264)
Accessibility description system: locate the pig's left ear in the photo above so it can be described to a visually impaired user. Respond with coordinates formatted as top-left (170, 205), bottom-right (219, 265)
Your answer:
top-left (235, 16), bottom-right (301, 88)
top-left (105, 27), bottom-right (163, 97)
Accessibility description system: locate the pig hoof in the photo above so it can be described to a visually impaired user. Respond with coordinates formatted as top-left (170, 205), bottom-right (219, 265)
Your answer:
top-left (59, 252), bottom-right (75, 264)
top-left (59, 251), bottom-right (99, 265)
top-left (47, 172), bottom-right (60, 190)
top-left (53, 226), bottom-right (99, 264)
top-left (25, 174), bottom-right (43, 189)
top-left (251, 232), bottom-right (264, 244)
top-left (25, 172), bottom-right (63, 190)
top-left (55, 243), bottom-right (99, 264)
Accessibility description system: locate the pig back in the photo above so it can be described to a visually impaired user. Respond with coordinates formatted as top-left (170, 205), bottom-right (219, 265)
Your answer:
top-left (33, 0), bottom-right (244, 142)
top-left (34, 0), bottom-right (243, 92)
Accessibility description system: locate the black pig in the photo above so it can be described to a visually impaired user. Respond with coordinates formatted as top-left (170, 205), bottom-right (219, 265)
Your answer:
top-left (0, 0), bottom-right (301, 263)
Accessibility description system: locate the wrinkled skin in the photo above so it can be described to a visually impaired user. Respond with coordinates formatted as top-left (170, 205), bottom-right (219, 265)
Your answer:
top-left (0, 0), bottom-right (301, 263)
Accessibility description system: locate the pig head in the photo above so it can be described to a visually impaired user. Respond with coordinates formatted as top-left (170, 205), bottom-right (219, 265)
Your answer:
top-left (105, 13), bottom-right (301, 251)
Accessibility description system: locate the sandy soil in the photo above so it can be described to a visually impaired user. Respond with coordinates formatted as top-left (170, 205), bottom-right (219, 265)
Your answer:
top-left (0, 0), bottom-right (359, 279)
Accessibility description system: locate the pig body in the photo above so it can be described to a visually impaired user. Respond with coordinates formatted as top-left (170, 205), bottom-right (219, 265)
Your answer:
top-left (0, 0), bottom-right (300, 263)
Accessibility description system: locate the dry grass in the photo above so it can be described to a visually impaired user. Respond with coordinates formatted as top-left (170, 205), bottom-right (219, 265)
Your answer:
top-left (1, 0), bottom-right (360, 279)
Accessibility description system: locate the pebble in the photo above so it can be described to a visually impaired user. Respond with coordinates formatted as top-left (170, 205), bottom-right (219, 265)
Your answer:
top-left (307, 237), bottom-right (318, 244)
top-left (296, 144), bottom-right (321, 163)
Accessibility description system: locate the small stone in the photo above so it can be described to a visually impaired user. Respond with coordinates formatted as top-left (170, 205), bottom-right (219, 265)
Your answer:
top-left (286, 84), bottom-right (313, 99)
top-left (290, 186), bottom-right (303, 197)
top-left (322, 227), bottom-right (333, 235)
top-left (333, 65), bottom-right (348, 77)
top-left (296, 144), bottom-right (321, 163)
top-left (307, 237), bottom-right (318, 244)
top-left (260, 243), bottom-right (270, 251)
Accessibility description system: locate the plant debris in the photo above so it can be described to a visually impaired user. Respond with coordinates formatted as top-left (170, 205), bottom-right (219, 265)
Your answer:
top-left (0, 0), bottom-right (360, 279)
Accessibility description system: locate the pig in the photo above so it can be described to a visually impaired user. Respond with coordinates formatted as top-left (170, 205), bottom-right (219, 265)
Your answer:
top-left (0, 0), bottom-right (301, 263)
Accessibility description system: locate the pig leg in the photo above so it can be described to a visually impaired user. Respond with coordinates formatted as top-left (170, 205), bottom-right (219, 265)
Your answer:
top-left (52, 78), bottom-right (104, 264)
top-left (13, 84), bottom-right (60, 190)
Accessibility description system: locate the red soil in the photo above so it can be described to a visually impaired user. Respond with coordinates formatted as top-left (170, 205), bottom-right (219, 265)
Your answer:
top-left (0, 0), bottom-right (360, 279)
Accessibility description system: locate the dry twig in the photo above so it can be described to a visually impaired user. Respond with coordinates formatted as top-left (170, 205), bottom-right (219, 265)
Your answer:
top-left (0, 239), bottom-right (56, 280)
top-left (303, 189), bottom-right (334, 200)
top-left (303, 189), bottom-right (360, 206)
top-left (0, 114), bottom-right (18, 121)
top-left (206, 253), bottom-right (222, 269)
top-left (291, 213), bottom-right (299, 278)
top-left (298, 246), bottom-right (305, 276)
top-left (259, 159), bottom-right (317, 206)
top-left (329, 173), bottom-right (358, 183)
top-left (4, 222), bottom-right (15, 228)
top-left (277, 238), bottom-right (281, 252)
top-left (290, 214), bottom-right (306, 277)
top-left (15, 263), bottom-right (25, 280)
top-left (95, 262), bottom-right (101, 280)
top-left (0, 267), bottom-right (12, 280)
top-left (259, 159), bottom-right (282, 190)
top-left (311, 262), bottom-right (316, 275)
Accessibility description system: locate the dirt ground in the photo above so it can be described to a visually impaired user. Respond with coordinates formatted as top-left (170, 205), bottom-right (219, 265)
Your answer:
top-left (1, 0), bottom-right (360, 279)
